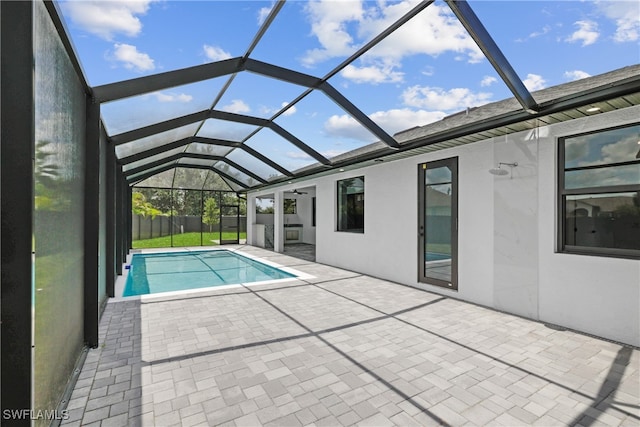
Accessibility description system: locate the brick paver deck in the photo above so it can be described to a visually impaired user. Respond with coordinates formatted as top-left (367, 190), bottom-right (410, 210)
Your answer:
top-left (62, 246), bottom-right (639, 426)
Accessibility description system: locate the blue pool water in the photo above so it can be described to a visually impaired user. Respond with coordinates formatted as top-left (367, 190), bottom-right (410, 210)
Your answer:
top-left (425, 252), bottom-right (451, 262)
top-left (123, 250), bottom-right (295, 296)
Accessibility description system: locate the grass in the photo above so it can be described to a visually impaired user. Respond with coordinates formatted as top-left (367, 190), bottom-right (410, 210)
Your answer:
top-left (426, 243), bottom-right (451, 254)
top-left (133, 231), bottom-right (247, 249)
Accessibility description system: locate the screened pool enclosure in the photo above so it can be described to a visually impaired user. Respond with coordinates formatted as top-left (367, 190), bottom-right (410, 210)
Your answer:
top-left (131, 186), bottom-right (247, 248)
top-left (2, 0), bottom-right (639, 423)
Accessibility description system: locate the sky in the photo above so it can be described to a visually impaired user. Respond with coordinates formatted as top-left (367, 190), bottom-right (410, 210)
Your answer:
top-left (58, 0), bottom-right (640, 176)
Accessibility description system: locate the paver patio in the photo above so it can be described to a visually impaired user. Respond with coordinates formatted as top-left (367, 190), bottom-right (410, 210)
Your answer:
top-left (62, 246), bottom-right (639, 426)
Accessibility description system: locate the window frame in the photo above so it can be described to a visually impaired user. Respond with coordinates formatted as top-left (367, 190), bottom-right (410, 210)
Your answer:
top-left (336, 176), bottom-right (365, 233)
top-left (557, 123), bottom-right (640, 259)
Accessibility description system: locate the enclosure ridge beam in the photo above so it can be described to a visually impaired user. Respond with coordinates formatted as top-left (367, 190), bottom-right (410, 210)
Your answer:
top-left (191, 137), bottom-right (242, 147)
top-left (320, 82), bottom-right (400, 148)
top-left (446, 0), bottom-right (538, 113)
top-left (209, 109), bottom-right (271, 127)
top-left (244, 58), bottom-right (323, 88)
top-left (111, 110), bottom-right (210, 145)
top-left (93, 57), bottom-right (243, 103)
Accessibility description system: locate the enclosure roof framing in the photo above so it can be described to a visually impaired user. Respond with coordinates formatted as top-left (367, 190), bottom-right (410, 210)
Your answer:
top-left (56, 0), bottom-right (638, 191)
top-left (123, 152), bottom-right (267, 184)
top-left (445, 0), bottom-right (538, 113)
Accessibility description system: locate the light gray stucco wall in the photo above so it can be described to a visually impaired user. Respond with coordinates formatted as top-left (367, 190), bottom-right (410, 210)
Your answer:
top-left (247, 105), bottom-right (640, 346)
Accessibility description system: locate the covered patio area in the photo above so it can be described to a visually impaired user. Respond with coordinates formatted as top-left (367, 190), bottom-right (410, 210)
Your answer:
top-left (62, 247), bottom-right (638, 427)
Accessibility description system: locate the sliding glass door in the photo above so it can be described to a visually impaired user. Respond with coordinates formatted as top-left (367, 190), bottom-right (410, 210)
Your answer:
top-left (418, 158), bottom-right (458, 289)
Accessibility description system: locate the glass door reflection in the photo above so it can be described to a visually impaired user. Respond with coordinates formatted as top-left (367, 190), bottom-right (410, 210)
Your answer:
top-left (418, 158), bottom-right (458, 289)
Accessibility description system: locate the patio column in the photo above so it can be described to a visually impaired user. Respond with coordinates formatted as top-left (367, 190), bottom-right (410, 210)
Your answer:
top-left (1, 0), bottom-right (35, 417)
top-left (84, 98), bottom-right (100, 348)
top-left (246, 195), bottom-right (256, 245)
top-left (274, 191), bottom-right (284, 253)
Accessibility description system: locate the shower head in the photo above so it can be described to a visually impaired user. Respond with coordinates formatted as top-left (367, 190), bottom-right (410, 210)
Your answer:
top-left (488, 167), bottom-right (509, 176)
top-left (489, 162), bottom-right (518, 176)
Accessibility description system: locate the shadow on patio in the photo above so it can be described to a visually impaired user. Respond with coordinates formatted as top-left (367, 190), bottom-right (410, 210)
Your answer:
top-left (62, 246), bottom-right (639, 427)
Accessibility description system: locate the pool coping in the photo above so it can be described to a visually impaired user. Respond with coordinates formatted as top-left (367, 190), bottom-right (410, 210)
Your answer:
top-left (111, 246), bottom-right (315, 303)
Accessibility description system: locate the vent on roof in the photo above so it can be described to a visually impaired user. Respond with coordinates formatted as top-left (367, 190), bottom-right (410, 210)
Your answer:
top-left (393, 126), bottom-right (421, 137)
top-left (443, 106), bottom-right (478, 121)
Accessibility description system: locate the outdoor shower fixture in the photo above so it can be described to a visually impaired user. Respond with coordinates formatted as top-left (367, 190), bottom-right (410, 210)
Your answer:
top-left (488, 162), bottom-right (518, 176)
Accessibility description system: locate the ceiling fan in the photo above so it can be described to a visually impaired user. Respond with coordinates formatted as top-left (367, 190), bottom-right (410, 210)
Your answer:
top-left (287, 189), bottom-right (308, 195)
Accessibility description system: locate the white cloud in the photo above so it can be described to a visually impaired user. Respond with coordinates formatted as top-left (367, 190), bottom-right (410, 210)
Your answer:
top-left (287, 151), bottom-right (313, 160)
top-left (358, 2), bottom-right (484, 63)
top-left (480, 76), bottom-right (497, 87)
top-left (515, 25), bottom-right (551, 43)
top-left (222, 99), bottom-right (250, 114)
top-left (601, 135), bottom-right (639, 163)
top-left (203, 45), bottom-right (232, 62)
top-left (564, 70), bottom-right (591, 81)
top-left (324, 114), bottom-right (372, 141)
top-left (566, 20), bottom-right (600, 46)
top-left (595, 1), bottom-right (639, 42)
top-left (258, 4), bottom-right (273, 25)
top-left (281, 102), bottom-right (297, 116)
top-left (324, 108), bottom-right (446, 142)
top-left (112, 43), bottom-right (154, 71)
top-left (61, 0), bottom-right (153, 41)
top-left (149, 92), bottom-right (193, 103)
top-left (260, 102), bottom-right (298, 117)
top-left (301, 1), bottom-right (364, 66)
top-left (401, 86), bottom-right (493, 111)
top-left (523, 74), bottom-right (546, 91)
top-left (369, 109), bottom-right (446, 135)
top-left (341, 63), bottom-right (404, 84)
top-left (321, 149), bottom-right (348, 158)
top-left (529, 25), bottom-right (551, 40)
top-left (301, 1), bottom-right (482, 68)
top-left (421, 66), bottom-right (435, 77)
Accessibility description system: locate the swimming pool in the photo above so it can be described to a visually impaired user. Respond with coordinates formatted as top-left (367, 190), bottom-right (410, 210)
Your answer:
top-left (425, 252), bottom-right (451, 262)
top-left (123, 250), bottom-right (296, 297)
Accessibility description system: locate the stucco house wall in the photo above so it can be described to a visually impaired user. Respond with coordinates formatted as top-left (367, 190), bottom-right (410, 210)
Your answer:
top-left (248, 105), bottom-right (640, 347)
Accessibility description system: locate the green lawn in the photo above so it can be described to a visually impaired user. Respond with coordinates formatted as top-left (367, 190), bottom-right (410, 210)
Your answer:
top-left (133, 231), bottom-right (246, 249)
top-left (426, 243), bottom-right (451, 254)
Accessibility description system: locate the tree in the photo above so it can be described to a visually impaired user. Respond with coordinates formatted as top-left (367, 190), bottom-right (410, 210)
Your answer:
top-left (132, 191), bottom-right (163, 219)
top-left (202, 197), bottom-right (220, 232)
top-left (221, 192), bottom-right (247, 215)
top-left (35, 140), bottom-right (63, 211)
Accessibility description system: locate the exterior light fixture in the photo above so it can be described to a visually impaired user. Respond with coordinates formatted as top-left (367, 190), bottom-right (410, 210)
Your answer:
top-left (586, 106), bottom-right (601, 113)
